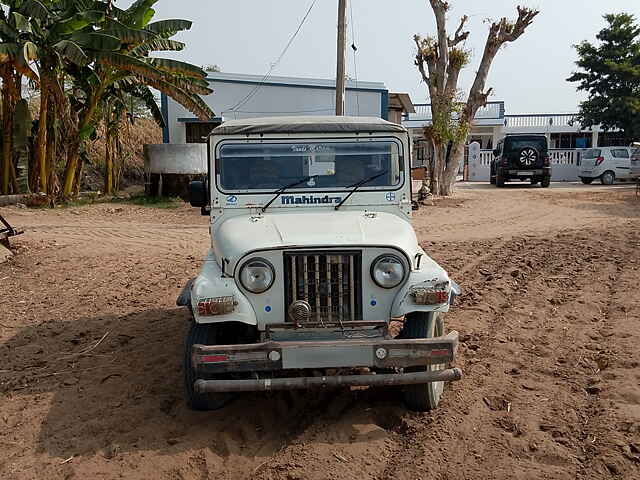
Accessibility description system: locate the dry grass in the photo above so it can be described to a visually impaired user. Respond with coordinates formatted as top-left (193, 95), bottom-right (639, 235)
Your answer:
top-left (83, 117), bottom-right (162, 191)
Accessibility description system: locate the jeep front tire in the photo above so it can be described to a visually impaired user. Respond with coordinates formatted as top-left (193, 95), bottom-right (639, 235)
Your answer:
top-left (400, 312), bottom-right (446, 412)
top-left (184, 321), bottom-right (236, 411)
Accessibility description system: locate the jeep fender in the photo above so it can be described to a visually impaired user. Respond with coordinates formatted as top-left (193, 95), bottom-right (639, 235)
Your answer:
top-left (391, 257), bottom-right (461, 317)
top-left (182, 250), bottom-right (258, 326)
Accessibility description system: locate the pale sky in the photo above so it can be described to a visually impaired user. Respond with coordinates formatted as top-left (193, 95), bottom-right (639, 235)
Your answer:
top-left (123, 0), bottom-right (640, 115)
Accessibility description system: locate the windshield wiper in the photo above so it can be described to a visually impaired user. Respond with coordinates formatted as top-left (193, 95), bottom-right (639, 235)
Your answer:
top-left (262, 176), bottom-right (313, 212)
top-left (334, 170), bottom-right (389, 210)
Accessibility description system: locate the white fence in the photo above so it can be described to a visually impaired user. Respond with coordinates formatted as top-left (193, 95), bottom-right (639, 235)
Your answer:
top-left (468, 149), bottom-right (582, 182)
top-left (504, 114), bottom-right (577, 129)
top-left (409, 101), bottom-right (504, 122)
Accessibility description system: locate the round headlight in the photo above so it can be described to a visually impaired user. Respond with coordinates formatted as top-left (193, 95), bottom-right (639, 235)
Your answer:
top-left (239, 258), bottom-right (275, 293)
top-left (371, 254), bottom-right (406, 289)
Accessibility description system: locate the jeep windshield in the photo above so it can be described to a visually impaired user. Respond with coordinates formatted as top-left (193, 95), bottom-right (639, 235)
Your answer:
top-left (504, 137), bottom-right (547, 153)
top-left (216, 140), bottom-right (402, 193)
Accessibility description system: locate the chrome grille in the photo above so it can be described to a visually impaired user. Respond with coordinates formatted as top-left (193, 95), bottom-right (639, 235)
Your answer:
top-left (284, 251), bottom-right (362, 324)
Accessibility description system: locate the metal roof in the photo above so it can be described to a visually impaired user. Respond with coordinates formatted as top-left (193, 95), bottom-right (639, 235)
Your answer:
top-left (211, 115), bottom-right (407, 136)
top-left (205, 72), bottom-right (387, 91)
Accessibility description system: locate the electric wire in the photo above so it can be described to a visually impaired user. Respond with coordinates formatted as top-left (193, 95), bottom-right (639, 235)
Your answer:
top-left (226, 0), bottom-right (318, 116)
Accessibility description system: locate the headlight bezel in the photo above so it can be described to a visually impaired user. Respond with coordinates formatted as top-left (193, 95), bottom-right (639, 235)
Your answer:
top-left (370, 253), bottom-right (407, 289)
top-left (238, 257), bottom-right (276, 294)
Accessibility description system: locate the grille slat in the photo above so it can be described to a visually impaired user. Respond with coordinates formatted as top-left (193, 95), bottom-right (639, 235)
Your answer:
top-left (326, 256), bottom-right (332, 323)
top-left (284, 251), bottom-right (362, 324)
top-left (338, 260), bottom-right (344, 322)
top-left (291, 256), bottom-right (297, 302)
top-left (349, 256), bottom-right (355, 321)
top-left (314, 255), bottom-right (321, 323)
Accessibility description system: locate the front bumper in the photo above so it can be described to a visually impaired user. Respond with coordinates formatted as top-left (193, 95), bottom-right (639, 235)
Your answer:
top-left (196, 368), bottom-right (462, 392)
top-left (192, 329), bottom-right (460, 391)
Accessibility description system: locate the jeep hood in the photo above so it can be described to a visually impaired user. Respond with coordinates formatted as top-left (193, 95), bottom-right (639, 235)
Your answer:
top-left (213, 211), bottom-right (419, 270)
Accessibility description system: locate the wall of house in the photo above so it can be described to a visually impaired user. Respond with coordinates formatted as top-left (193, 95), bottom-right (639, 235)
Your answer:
top-left (163, 74), bottom-right (388, 144)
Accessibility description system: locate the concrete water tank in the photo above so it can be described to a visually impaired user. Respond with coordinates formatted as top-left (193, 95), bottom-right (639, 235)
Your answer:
top-left (143, 144), bottom-right (207, 198)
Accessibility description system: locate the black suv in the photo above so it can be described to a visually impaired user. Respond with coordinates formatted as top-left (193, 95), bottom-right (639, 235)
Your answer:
top-left (490, 135), bottom-right (551, 187)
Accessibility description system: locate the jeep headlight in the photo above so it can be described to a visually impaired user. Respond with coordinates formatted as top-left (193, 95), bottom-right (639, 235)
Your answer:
top-left (371, 254), bottom-right (406, 289)
top-left (239, 258), bottom-right (275, 293)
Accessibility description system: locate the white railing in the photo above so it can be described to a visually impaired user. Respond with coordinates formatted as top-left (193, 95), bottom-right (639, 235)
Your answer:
top-left (477, 148), bottom-right (580, 165)
top-left (469, 148), bottom-right (582, 182)
top-left (410, 101), bottom-right (504, 121)
top-left (479, 150), bottom-right (493, 166)
top-left (505, 114), bottom-right (578, 129)
top-left (549, 149), bottom-right (580, 165)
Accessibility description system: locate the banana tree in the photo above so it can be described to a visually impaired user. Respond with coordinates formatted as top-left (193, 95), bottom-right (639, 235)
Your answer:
top-left (62, 0), bottom-right (213, 196)
top-left (0, 3), bottom-right (38, 194)
top-left (14, 0), bottom-right (122, 194)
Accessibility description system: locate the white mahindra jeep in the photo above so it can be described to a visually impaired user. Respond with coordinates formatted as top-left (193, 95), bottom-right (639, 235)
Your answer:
top-left (179, 116), bottom-right (462, 412)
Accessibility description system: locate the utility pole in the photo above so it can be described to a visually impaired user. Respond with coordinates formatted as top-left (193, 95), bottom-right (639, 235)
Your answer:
top-left (335, 0), bottom-right (348, 116)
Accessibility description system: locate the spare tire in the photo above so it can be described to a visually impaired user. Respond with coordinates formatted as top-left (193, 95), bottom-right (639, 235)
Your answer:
top-left (519, 147), bottom-right (538, 167)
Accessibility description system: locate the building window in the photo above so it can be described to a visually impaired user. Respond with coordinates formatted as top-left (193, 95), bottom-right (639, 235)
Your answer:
top-left (186, 122), bottom-right (220, 143)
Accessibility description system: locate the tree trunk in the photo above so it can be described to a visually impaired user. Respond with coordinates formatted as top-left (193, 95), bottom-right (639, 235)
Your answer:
top-left (104, 132), bottom-right (113, 195)
top-left (441, 140), bottom-right (465, 195)
top-left (45, 101), bottom-right (58, 197)
top-left (1, 76), bottom-right (16, 195)
top-left (1, 100), bottom-right (11, 195)
top-left (429, 141), bottom-right (445, 195)
top-left (62, 140), bottom-right (80, 198)
top-left (35, 80), bottom-right (49, 194)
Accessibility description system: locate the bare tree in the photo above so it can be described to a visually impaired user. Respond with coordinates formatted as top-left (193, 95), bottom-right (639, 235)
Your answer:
top-left (414, 1), bottom-right (539, 196)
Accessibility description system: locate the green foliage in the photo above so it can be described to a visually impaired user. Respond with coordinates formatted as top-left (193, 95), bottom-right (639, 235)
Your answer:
top-left (449, 47), bottom-right (470, 70)
top-left (568, 13), bottom-right (640, 141)
top-left (426, 92), bottom-right (470, 145)
top-left (113, 194), bottom-right (182, 209)
top-left (0, 0), bottom-right (216, 198)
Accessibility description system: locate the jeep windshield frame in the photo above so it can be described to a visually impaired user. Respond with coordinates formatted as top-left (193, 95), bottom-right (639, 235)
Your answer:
top-left (214, 137), bottom-right (405, 196)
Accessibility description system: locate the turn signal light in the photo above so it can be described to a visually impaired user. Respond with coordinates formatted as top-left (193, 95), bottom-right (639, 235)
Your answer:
top-left (411, 287), bottom-right (449, 305)
top-left (197, 296), bottom-right (236, 316)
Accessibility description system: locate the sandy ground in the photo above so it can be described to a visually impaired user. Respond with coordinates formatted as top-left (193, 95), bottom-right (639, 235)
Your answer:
top-left (1, 182), bottom-right (639, 480)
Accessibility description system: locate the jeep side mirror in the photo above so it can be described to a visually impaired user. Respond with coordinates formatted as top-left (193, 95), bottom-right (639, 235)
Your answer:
top-left (189, 180), bottom-right (207, 208)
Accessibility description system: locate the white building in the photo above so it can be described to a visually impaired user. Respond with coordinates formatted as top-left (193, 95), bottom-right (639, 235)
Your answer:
top-left (403, 101), bottom-right (629, 182)
top-left (403, 101), bottom-right (624, 151)
top-left (161, 72), bottom-right (393, 144)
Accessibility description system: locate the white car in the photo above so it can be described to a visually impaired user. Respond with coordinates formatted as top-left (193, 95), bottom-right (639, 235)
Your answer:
top-left (579, 147), bottom-right (635, 185)
top-left (178, 116), bottom-right (462, 412)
